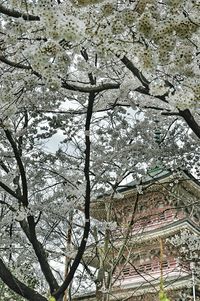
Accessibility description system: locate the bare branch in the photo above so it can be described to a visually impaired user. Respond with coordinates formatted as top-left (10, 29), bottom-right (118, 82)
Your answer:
top-left (0, 258), bottom-right (47, 301)
top-left (4, 129), bottom-right (28, 206)
top-left (53, 92), bottom-right (95, 299)
top-left (0, 160), bottom-right (10, 173)
top-left (179, 109), bottom-right (200, 140)
top-left (19, 219), bottom-right (60, 293)
top-left (0, 55), bottom-right (120, 93)
top-left (121, 56), bottom-right (150, 88)
top-left (0, 56), bottom-right (31, 70)
top-left (2, 129), bottom-right (59, 293)
top-left (161, 112), bottom-right (181, 116)
top-left (121, 56), bottom-right (200, 139)
top-left (61, 81), bottom-right (120, 93)
top-left (0, 180), bottom-right (22, 201)
top-left (0, 4), bottom-right (40, 21)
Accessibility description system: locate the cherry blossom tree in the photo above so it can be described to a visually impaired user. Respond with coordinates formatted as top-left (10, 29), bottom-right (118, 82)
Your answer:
top-left (0, 0), bottom-right (200, 136)
top-left (0, 1), bottom-right (200, 301)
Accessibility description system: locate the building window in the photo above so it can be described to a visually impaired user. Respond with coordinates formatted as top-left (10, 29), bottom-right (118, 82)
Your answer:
top-left (145, 263), bottom-right (152, 271)
top-left (123, 267), bottom-right (130, 276)
top-left (138, 265), bottom-right (145, 273)
top-left (162, 260), bottom-right (169, 268)
top-left (159, 212), bottom-right (165, 220)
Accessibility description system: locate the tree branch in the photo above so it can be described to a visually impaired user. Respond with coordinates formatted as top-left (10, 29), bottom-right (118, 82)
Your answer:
top-left (0, 4), bottom-right (39, 21)
top-left (3, 129), bottom-right (59, 293)
top-left (161, 112), bottom-right (180, 116)
top-left (0, 258), bottom-right (47, 301)
top-left (161, 108), bottom-right (200, 139)
top-left (18, 110), bottom-right (28, 155)
top-left (121, 56), bottom-right (150, 88)
top-left (0, 160), bottom-right (10, 173)
top-left (0, 56), bottom-right (31, 70)
top-left (0, 180), bottom-right (22, 201)
top-left (53, 92), bottom-right (95, 300)
top-left (18, 219), bottom-right (60, 294)
top-left (121, 55), bottom-right (168, 103)
top-left (121, 55), bottom-right (200, 139)
top-left (179, 109), bottom-right (200, 140)
top-left (29, 234), bottom-right (60, 293)
top-left (4, 129), bottom-right (28, 206)
top-left (1, 54), bottom-right (200, 140)
top-left (0, 55), bottom-right (120, 93)
top-left (61, 81), bottom-right (120, 93)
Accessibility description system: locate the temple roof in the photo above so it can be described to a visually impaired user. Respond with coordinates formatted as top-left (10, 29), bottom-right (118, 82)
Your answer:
top-left (116, 167), bottom-right (172, 193)
top-left (83, 217), bottom-right (200, 268)
top-left (115, 168), bottom-right (200, 194)
top-left (90, 168), bottom-right (200, 224)
top-left (76, 169), bottom-right (200, 300)
top-left (73, 274), bottom-right (199, 301)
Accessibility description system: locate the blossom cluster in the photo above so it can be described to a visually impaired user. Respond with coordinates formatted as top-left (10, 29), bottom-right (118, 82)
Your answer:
top-left (0, 0), bottom-right (199, 113)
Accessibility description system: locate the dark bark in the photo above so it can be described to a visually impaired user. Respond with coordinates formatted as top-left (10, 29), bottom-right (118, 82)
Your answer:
top-left (28, 230), bottom-right (60, 293)
top-left (3, 129), bottom-right (59, 293)
top-left (179, 109), bottom-right (200, 140)
top-left (121, 55), bottom-right (150, 88)
top-left (18, 110), bottom-right (28, 156)
top-left (0, 180), bottom-right (22, 201)
top-left (0, 160), bottom-right (10, 173)
top-left (0, 56), bottom-right (32, 70)
top-left (53, 92), bottom-right (95, 300)
top-left (19, 218), bottom-right (59, 293)
top-left (0, 55), bottom-right (120, 93)
top-left (61, 81), bottom-right (120, 93)
top-left (121, 55), bottom-right (200, 139)
top-left (4, 129), bottom-right (28, 206)
top-left (0, 4), bottom-right (39, 21)
top-left (0, 258), bottom-right (47, 301)
top-left (1, 42), bottom-right (200, 140)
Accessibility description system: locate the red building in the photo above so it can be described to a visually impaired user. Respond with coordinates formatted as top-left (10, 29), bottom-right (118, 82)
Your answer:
top-left (77, 169), bottom-right (200, 301)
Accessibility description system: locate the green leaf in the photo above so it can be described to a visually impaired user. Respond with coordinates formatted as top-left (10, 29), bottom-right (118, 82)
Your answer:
top-left (159, 290), bottom-right (171, 301)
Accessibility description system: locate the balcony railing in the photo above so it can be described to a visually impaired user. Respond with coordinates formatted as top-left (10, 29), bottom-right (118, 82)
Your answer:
top-left (114, 258), bottom-right (190, 284)
top-left (113, 208), bottom-right (187, 238)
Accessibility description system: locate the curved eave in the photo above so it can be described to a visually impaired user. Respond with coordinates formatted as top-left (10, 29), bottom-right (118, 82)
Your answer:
top-left (130, 218), bottom-right (200, 243)
top-left (90, 170), bottom-right (200, 222)
top-left (73, 274), bottom-right (198, 301)
top-left (117, 170), bottom-right (200, 195)
top-left (83, 218), bottom-right (200, 268)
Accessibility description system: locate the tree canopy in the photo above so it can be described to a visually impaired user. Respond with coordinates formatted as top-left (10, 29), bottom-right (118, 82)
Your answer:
top-left (0, 0), bottom-right (200, 300)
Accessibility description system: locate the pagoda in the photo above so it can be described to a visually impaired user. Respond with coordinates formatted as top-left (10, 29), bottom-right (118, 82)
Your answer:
top-left (76, 169), bottom-right (200, 301)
